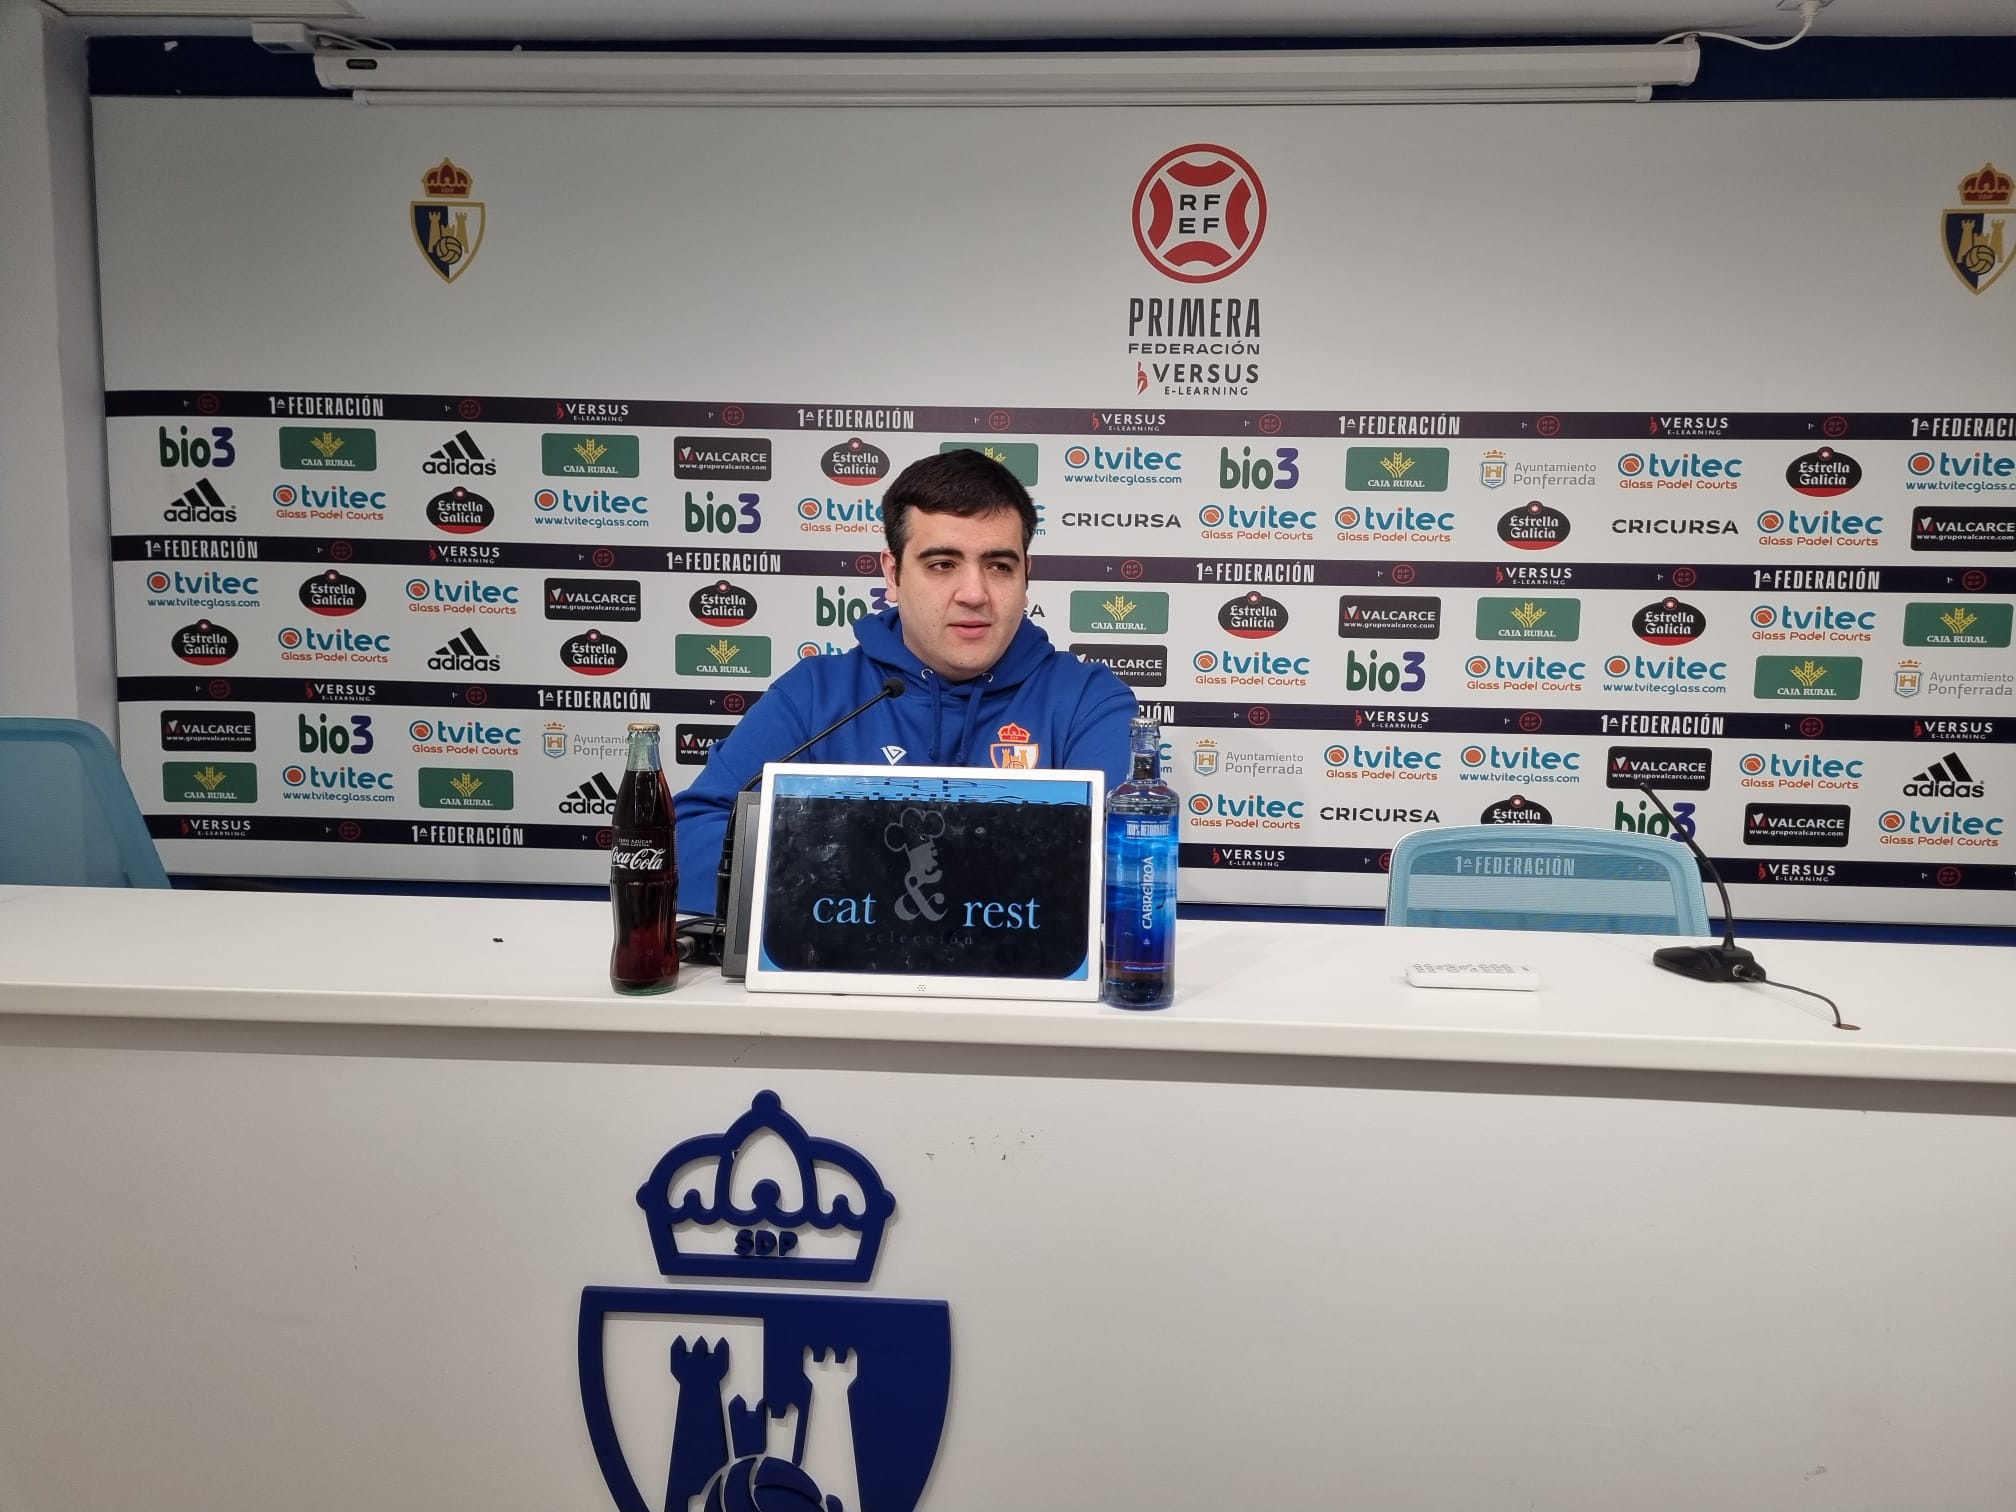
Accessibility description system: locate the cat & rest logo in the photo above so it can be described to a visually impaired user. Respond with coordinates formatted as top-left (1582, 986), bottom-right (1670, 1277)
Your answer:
top-left (411, 158), bottom-right (485, 284)
top-left (579, 1091), bottom-right (950, 1512)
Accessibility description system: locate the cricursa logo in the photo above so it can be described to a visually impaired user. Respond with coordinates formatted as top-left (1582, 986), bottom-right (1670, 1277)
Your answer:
top-left (1132, 143), bottom-right (1267, 283)
top-left (580, 1092), bottom-right (949, 1512)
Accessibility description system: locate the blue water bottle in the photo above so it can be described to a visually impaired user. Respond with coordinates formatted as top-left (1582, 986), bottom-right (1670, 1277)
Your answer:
top-left (1102, 716), bottom-right (1178, 1008)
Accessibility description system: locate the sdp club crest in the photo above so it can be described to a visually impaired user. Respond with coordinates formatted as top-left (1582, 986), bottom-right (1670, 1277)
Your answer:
top-left (1942, 161), bottom-right (2010, 296)
top-left (579, 1091), bottom-right (951, 1512)
top-left (411, 157), bottom-right (485, 284)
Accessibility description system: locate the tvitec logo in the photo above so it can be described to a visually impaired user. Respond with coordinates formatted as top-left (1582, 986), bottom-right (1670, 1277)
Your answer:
top-left (579, 1092), bottom-right (949, 1512)
top-left (1616, 451), bottom-right (1743, 488)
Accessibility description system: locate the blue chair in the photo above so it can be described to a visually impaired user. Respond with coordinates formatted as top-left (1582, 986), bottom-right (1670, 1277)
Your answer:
top-left (1386, 824), bottom-right (1709, 936)
top-left (0, 718), bottom-right (170, 888)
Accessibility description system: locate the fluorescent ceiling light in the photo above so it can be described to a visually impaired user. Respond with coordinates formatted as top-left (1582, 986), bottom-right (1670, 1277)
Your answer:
top-left (313, 44), bottom-right (1701, 107)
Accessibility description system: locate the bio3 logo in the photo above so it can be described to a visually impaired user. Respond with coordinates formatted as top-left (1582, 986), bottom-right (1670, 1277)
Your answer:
top-left (683, 490), bottom-right (762, 534)
top-left (297, 712), bottom-right (373, 755)
top-left (1217, 445), bottom-right (1299, 490)
top-left (1344, 649), bottom-right (1426, 693)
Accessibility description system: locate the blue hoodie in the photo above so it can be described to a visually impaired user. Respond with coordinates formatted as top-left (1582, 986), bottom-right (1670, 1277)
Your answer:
top-left (673, 607), bottom-right (1137, 913)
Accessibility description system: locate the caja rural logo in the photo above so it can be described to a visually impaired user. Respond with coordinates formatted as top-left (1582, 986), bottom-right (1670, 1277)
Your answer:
top-left (1132, 144), bottom-right (1266, 282)
top-left (579, 1091), bottom-right (949, 1512)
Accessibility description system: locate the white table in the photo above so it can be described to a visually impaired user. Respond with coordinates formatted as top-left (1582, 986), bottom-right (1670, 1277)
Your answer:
top-left (2, 886), bottom-right (2013, 1512)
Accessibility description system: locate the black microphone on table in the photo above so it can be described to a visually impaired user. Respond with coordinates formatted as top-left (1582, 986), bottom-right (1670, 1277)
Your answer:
top-left (1636, 781), bottom-right (1764, 985)
top-left (693, 674), bottom-right (908, 963)
top-left (1636, 781), bottom-right (1856, 1030)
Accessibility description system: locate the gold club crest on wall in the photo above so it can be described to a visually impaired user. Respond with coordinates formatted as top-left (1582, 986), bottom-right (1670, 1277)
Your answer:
top-left (1943, 161), bottom-right (2010, 296)
top-left (411, 158), bottom-right (485, 284)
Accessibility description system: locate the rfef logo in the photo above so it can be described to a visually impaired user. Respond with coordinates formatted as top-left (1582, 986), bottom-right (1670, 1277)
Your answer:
top-left (1132, 143), bottom-right (1266, 283)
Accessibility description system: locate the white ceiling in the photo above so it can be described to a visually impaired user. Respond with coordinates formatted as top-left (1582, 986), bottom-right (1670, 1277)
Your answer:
top-left (42, 0), bottom-right (2016, 40)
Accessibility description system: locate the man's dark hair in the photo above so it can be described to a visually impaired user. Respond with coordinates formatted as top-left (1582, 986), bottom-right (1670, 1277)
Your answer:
top-left (881, 448), bottom-right (1037, 564)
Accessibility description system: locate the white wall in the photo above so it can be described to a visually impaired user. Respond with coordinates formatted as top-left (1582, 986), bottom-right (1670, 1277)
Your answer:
top-left (0, 0), bottom-right (113, 733)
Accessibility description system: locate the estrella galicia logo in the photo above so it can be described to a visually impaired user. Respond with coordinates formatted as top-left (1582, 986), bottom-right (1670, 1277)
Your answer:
top-left (579, 1091), bottom-right (950, 1512)
top-left (426, 486), bottom-right (495, 534)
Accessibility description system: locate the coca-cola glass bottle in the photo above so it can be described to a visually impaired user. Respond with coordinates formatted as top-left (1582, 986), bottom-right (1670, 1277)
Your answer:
top-left (610, 721), bottom-right (677, 993)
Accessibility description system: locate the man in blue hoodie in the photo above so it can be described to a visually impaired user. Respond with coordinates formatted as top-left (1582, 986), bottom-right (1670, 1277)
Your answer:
top-left (674, 447), bottom-right (1138, 914)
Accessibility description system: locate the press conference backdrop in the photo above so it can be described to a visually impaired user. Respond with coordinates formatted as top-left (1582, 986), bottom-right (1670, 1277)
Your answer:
top-left (93, 96), bottom-right (2016, 922)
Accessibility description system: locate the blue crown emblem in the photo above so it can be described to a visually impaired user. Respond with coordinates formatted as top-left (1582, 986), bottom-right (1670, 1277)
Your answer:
top-left (635, 1090), bottom-right (896, 1282)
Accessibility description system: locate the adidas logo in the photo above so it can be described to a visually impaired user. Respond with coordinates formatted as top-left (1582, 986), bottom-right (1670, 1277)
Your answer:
top-left (423, 429), bottom-right (496, 476)
top-left (163, 476), bottom-right (234, 523)
top-left (427, 626), bottom-right (501, 672)
top-left (1904, 750), bottom-right (1985, 799)
top-left (558, 770), bottom-right (619, 815)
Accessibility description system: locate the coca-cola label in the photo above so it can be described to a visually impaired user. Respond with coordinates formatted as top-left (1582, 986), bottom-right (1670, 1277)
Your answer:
top-left (611, 838), bottom-right (671, 874)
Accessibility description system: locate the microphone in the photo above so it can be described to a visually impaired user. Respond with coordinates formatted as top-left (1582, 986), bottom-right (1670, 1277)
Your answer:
top-left (709, 674), bottom-right (907, 943)
top-left (1636, 780), bottom-right (1765, 984)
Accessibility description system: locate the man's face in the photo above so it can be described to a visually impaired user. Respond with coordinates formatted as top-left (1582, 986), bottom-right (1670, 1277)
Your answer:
top-left (881, 507), bottom-right (1028, 682)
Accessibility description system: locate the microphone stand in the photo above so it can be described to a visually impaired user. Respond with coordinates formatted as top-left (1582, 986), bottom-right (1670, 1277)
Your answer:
top-left (702, 675), bottom-right (908, 963)
top-left (1637, 782), bottom-right (1765, 984)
